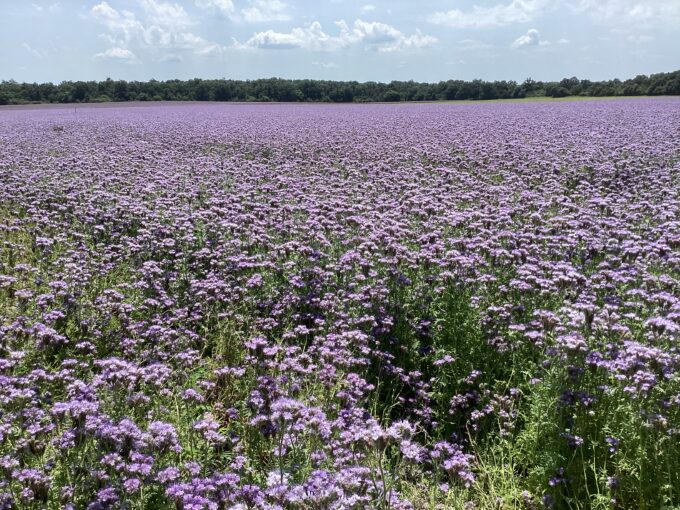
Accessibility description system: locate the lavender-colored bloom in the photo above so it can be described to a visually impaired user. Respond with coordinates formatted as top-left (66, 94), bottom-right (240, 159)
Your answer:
top-left (1, 99), bottom-right (679, 510)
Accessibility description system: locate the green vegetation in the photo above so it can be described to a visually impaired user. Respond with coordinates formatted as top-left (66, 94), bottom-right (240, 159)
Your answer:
top-left (0, 69), bottom-right (679, 105)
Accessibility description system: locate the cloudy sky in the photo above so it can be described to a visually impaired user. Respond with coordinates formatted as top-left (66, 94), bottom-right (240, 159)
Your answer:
top-left (1, 0), bottom-right (679, 83)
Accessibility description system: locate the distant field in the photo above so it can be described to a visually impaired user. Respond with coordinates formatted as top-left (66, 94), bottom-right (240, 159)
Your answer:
top-left (0, 95), bottom-right (670, 110)
top-left (429, 95), bottom-right (659, 103)
top-left (1, 100), bottom-right (679, 509)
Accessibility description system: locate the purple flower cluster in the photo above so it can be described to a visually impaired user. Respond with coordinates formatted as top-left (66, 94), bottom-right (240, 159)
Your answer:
top-left (0, 99), bottom-right (679, 508)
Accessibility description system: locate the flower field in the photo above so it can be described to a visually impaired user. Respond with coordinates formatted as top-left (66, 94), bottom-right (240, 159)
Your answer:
top-left (1, 99), bottom-right (679, 509)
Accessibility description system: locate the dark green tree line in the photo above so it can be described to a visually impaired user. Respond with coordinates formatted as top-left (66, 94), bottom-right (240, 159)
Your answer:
top-left (1, 70), bottom-right (679, 105)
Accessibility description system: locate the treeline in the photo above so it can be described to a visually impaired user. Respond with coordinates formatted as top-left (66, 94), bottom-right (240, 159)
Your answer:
top-left (1, 70), bottom-right (679, 104)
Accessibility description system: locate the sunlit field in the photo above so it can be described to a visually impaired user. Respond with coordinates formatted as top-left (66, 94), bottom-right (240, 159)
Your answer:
top-left (1, 99), bottom-right (679, 509)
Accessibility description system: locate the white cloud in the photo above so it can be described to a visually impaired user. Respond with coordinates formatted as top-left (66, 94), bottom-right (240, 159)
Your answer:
top-left (21, 42), bottom-right (46, 59)
top-left (31, 2), bottom-right (60, 13)
top-left (90, 1), bottom-right (224, 61)
top-left (242, 0), bottom-right (291, 22)
top-left (94, 47), bottom-right (138, 61)
top-left (237, 19), bottom-right (436, 52)
top-left (511, 28), bottom-right (568, 48)
top-left (195, 0), bottom-right (236, 18)
top-left (512, 28), bottom-right (542, 48)
top-left (239, 26), bottom-right (312, 49)
top-left (351, 20), bottom-right (437, 51)
top-left (312, 60), bottom-right (339, 68)
top-left (196, 0), bottom-right (290, 22)
top-left (91, 1), bottom-right (142, 45)
top-left (360, 4), bottom-right (375, 13)
top-left (428, 0), bottom-right (549, 28)
top-left (427, 0), bottom-right (680, 31)
top-left (572, 0), bottom-right (680, 26)
top-left (139, 0), bottom-right (192, 28)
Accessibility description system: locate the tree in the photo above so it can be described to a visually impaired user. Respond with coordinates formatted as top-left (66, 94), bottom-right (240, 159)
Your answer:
top-left (546, 83), bottom-right (569, 98)
top-left (71, 81), bottom-right (90, 102)
top-left (382, 89), bottom-right (401, 102)
top-left (0, 71), bottom-right (678, 105)
top-left (113, 80), bottom-right (129, 101)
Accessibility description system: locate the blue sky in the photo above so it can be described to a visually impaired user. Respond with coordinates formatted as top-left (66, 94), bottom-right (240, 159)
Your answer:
top-left (1, 0), bottom-right (679, 83)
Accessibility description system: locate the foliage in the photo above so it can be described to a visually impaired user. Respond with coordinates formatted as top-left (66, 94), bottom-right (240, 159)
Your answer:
top-left (0, 70), bottom-right (679, 105)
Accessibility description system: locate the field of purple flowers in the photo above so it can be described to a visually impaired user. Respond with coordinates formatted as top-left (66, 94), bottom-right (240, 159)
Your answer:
top-left (1, 99), bottom-right (679, 510)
